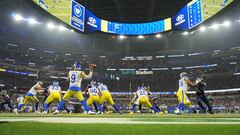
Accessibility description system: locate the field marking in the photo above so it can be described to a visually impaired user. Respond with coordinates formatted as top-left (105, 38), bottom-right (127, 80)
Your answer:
top-left (1, 117), bottom-right (240, 125)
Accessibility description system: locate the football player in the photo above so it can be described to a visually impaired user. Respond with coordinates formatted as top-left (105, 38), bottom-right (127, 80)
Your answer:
top-left (174, 72), bottom-right (198, 115)
top-left (43, 81), bottom-right (61, 113)
top-left (130, 86), bottom-right (160, 114)
top-left (97, 82), bottom-right (121, 114)
top-left (18, 81), bottom-right (44, 113)
top-left (195, 77), bottom-right (214, 114)
top-left (53, 62), bottom-right (96, 114)
top-left (85, 81), bottom-right (100, 112)
top-left (14, 95), bottom-right (33, 113)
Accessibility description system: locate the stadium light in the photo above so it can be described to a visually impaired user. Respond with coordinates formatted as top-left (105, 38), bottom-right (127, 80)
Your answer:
top-left (155, 34), bottom-right (161, 38)
top-left (199, 26), bottom-right (206, 32)
top-left (119, 35), bottom-right (126, 40)
top-left (182, 31), bottom-right (189, 35)
top-left (222, 20), bottom-right (231, 27)
top-left (138, 35), bottom-right (144, 39)
top-left (47, 22), bottom-right (55, 29)
top-left (14, 14), bottom-right (23, 21)
top-left (28, 18), bottom-right (38, 25)
top-left (58, 25), bottom-right (66, 31)
top-left (209, 23), bottom-right (219, 30)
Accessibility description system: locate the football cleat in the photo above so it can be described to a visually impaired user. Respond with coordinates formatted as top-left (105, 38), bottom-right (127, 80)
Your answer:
top-left (97, 111), bottom-right (103, 114)
top-left (42, 111), bottom-right (48, 114)
top-left (88, 111), bottom-right (96, 115)
top-left (53, 110), bottom-right (59, 115)
top-left (174, 109), bottom-right (181, 115)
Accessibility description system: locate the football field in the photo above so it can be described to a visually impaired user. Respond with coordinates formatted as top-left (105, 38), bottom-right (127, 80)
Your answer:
top-left (0, 114), bottom-right (239, 135)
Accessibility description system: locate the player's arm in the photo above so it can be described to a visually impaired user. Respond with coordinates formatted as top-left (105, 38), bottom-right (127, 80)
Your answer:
top-left (67, 72), bottom-right (70, 82)
top-left (85, 87), bottom-right (89, 95)
top-left (185, 78), bottom-right (198, 87)
top-left (131, 94), bottom-right (138, 104)
top-left (82, 64), bottom-right (96, 80)
top-left (59, 87), bottom-right (62, 95)
top-left (97, 87), bottom-right (102, 96)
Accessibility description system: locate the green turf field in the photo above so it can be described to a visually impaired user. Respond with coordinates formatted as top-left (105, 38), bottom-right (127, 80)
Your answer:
top-left (0, 114), bottom-right (240, 135)
top-left (202, 0), bottom-right (234, 20)
top-left (0, 122), bottom-right (239, 135)
top-left (32, 0), bottom-right (71, 24)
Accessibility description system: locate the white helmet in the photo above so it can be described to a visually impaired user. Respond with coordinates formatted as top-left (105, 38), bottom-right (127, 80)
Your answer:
top-left (180, 72), bottom-right (187, 78)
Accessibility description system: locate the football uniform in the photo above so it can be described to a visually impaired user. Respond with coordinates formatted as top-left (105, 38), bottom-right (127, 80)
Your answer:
top-left (86, 86), bottom-right (100, 106)
top-left (98, 84), bottom-right (114, 105)
top-left (136, 88), bottom-right (152, 108)
top-left (177, 77), bottom-right (191, 104)
top-left (44, 85), bottom-right (61, 104)
top-left (23, 84), bottom-right (40, 105)
top-left (55, 67), bottom-right (93, 113)
top-left (63, 70), bottom-right (85, 101)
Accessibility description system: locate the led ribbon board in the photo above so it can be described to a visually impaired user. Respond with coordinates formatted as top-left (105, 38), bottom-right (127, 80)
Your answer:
top-left (32, 0), bottom-right (234, 34)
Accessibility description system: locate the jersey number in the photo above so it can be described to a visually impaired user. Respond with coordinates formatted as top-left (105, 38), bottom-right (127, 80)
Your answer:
top-left (52, 86), bottom-right (59, 90)
top-left (90, 88), bottom-right (97, 93)
top-left (71, 74), bottom-right (76, 83)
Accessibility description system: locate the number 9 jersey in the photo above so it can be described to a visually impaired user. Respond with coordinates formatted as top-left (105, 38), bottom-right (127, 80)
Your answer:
top-left (68, 70), bottom-right (85, 91)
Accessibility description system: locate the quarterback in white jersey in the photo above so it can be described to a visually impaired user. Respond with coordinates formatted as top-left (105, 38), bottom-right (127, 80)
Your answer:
top-left (130, 86), bottom-right (159, 114)
top-left (54, 62), bottom-right (96, 114)
top-left (175, 72), bottom-right (199, 115)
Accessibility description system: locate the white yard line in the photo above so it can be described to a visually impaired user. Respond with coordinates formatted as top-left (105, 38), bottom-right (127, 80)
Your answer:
top-left (0, 117), bottom-right (240, 124)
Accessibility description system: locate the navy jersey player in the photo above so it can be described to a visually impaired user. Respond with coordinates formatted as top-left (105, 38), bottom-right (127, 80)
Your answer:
top-left (195, 77), bottom-right (214, 114)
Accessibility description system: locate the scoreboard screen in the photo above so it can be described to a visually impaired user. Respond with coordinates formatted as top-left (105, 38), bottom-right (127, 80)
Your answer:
top-left (188, 0), bottom-right (203, 29)
top-left (32, 0), bottom-right (234, 35)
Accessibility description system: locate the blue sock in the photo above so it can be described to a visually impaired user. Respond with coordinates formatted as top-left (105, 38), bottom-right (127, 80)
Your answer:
top-left (57, 100), bottom-right (65, 111)
top-left (43, 103), bottom-right (48, 111)
top-left (131, 104), bottom-right (136, 112)
top-left (113, 104), bottom-right (120, 112)
top-left (25, 106), bottom-right (30, 113)
top-left (17, 104), bottom-right (25, 110)
top-left (178, 103), bottom-right (184, 110)
top-left (151, 106), bottom-right (160, 113)
top-left (80, 100), bottom-right (89, 112)
top-left (98, 104), bottom-right (103, 112)
top-left (35, 102), bottom-right (39, 111)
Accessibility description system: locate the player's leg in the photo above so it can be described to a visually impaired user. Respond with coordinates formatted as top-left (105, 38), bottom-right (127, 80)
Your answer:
top-left (43, 94), bottom-right (55, 113)
top-left (107, 93), bottom-right (121, 113)
top-left (98, 93), bottom-right (107, 113)
top-left (75, 91), bottom-right (90, 112)
top-left (55, 90), bottom-right (73, 113)
top-left (86, 96), bottom-right (94, 106)
top-left (93, 96), bottom-right (100, 112)
top-left (20, 96), bottom-right (31, 111)
top-left (130, 103), bottom-right (137, 114)
top-left (196, 94), bottom-right (206, 113)
top-left (138, 104), bottom-right (142, 113)
top-left (144, 97), bottom-right (159, 113)
top-left (184, 95), bottom-right (196, 113)
top-left (32, 96), bottom-right (40, 112)
top-left (175, 90), bottom-right (184, 114)
top-left (201, 94), bottom-right (214, 114)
